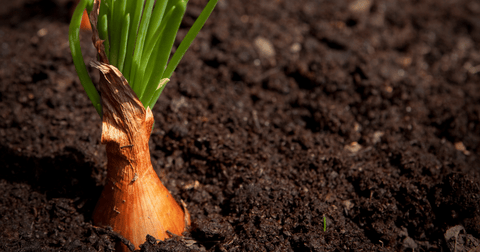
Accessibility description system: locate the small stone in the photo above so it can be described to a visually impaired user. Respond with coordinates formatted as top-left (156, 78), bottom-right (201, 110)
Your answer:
top-left (349, 0), bottom-right (372, 12)
top-left (254, 37), bottom-right (276, 58)
top-left (454, 142), bottom-right (470, 155)
top-left (343, 200), bottom-right (354, 210)
top-left (37, 28), bottom-right (48, 37)
top-left (290, 42), bottom-right (301, 53)
top-left (372, 131), bottom-right (384, 144)
top-left (345, 142), bottom-right (362, 153)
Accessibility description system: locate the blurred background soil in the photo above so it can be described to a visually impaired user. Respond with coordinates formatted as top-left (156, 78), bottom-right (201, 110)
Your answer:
top-left (0, 0), bottom-right (479, 251)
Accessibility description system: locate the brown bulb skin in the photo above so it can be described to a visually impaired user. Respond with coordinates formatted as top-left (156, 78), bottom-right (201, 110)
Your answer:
top-left (90, 62), bottom-right (189, 251)
top-left (88, 3), bottom-right (190, 250)
top-left (93, 146), bottom-right (188, 251)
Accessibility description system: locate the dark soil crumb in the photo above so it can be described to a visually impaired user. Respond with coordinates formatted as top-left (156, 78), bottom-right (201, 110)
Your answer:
top-left (1, 0), bottom-right (479, 251)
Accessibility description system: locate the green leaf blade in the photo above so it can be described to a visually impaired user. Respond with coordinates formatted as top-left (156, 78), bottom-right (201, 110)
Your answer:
top-left (147, 0), bottom-right (219, 109)
top-left (69, 0), bottom-right (101, 116)
top-left (117, 14), bottom-right (131, 73)
top-left (98, 14), bottom-right (110, 59)
top-left (130, 0), bottom-right (156, 92)
top-left (163, 0), bottom-right (219, 80)
top-left (123, 0), bottom-right (145, 82)
top-left (142, 2), bottom-right (187, 107)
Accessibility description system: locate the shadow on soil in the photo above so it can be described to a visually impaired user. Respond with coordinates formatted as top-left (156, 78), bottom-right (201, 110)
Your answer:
top-left (0, 145), bottom-right (102, 218)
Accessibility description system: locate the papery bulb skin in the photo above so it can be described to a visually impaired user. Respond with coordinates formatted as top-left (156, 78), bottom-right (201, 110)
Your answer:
top-left (91, 61), bottom-right (189, 251)
top-left (93, 152), bottom-right (189, 251)
top-left (87, 2), bottom-right (190, 250)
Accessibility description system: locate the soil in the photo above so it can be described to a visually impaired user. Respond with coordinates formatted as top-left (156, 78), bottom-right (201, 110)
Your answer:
top-left (1, 0), bottom-right (479, 251)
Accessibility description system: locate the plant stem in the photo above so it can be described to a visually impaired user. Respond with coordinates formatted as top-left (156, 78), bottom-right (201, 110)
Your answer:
top-left (117, 14), bottom-right (130, 73)
top-left (130, 0), bottom-right (155, 91)
top-left (164, 0), bottom-right (219, 80)
top-left (145, 0), bottom-right (169, 51)
top-left (68, 0), bottom-right (101, 116)
top-left (134, 5), bottom-right (176, 101)
top-left (141, 1), bottom-right (187, 107)
top-left (70, 0), bottom-right (218, 116)
top-left (147, 0), bottom-right (219, 109)
top-left (108, 0), bottom-right (126, 67)
top-left (98, 14), bottom-right (110, 58)
top-left (122, 0), bottom-right (144, 82)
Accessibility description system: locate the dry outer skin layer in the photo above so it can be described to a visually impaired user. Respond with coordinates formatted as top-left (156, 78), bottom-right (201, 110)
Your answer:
top-left (88, 1), bottom-right (189, 250)
top-left (91, 60), bottom-right (189, 251)
top-left (0, 0), bottom-right (480, 251)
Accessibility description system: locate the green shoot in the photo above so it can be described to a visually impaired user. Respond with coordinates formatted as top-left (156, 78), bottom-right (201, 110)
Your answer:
top-left (148, 0), bottom-right (219, 109)
top-left (129, 0), bottom-right (156, 92)
top-left (69, 0), bottom-right (219, 116)
top-left (140, 3), bottom-right (186, 106)
top-left (98, 15), bottom-right (110, 59)
top-left (68, 0), bottom-right (101, 116)
top-left (122, 0), bottom-right (144, 81)
top-left (323, 215), bottom-right (327, 232)
top-left (117, 14), bottom-right (130, 73)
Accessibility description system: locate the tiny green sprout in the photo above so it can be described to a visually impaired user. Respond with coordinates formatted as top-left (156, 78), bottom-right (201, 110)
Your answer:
top-left (69, 0), bottom-right (219, 116)
top-left (323, 215), bottom-right (327, 232)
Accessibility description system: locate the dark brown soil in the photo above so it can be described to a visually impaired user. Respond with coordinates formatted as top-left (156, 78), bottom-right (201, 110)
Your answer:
top-left (1, 0), bottom-right (479, 251)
